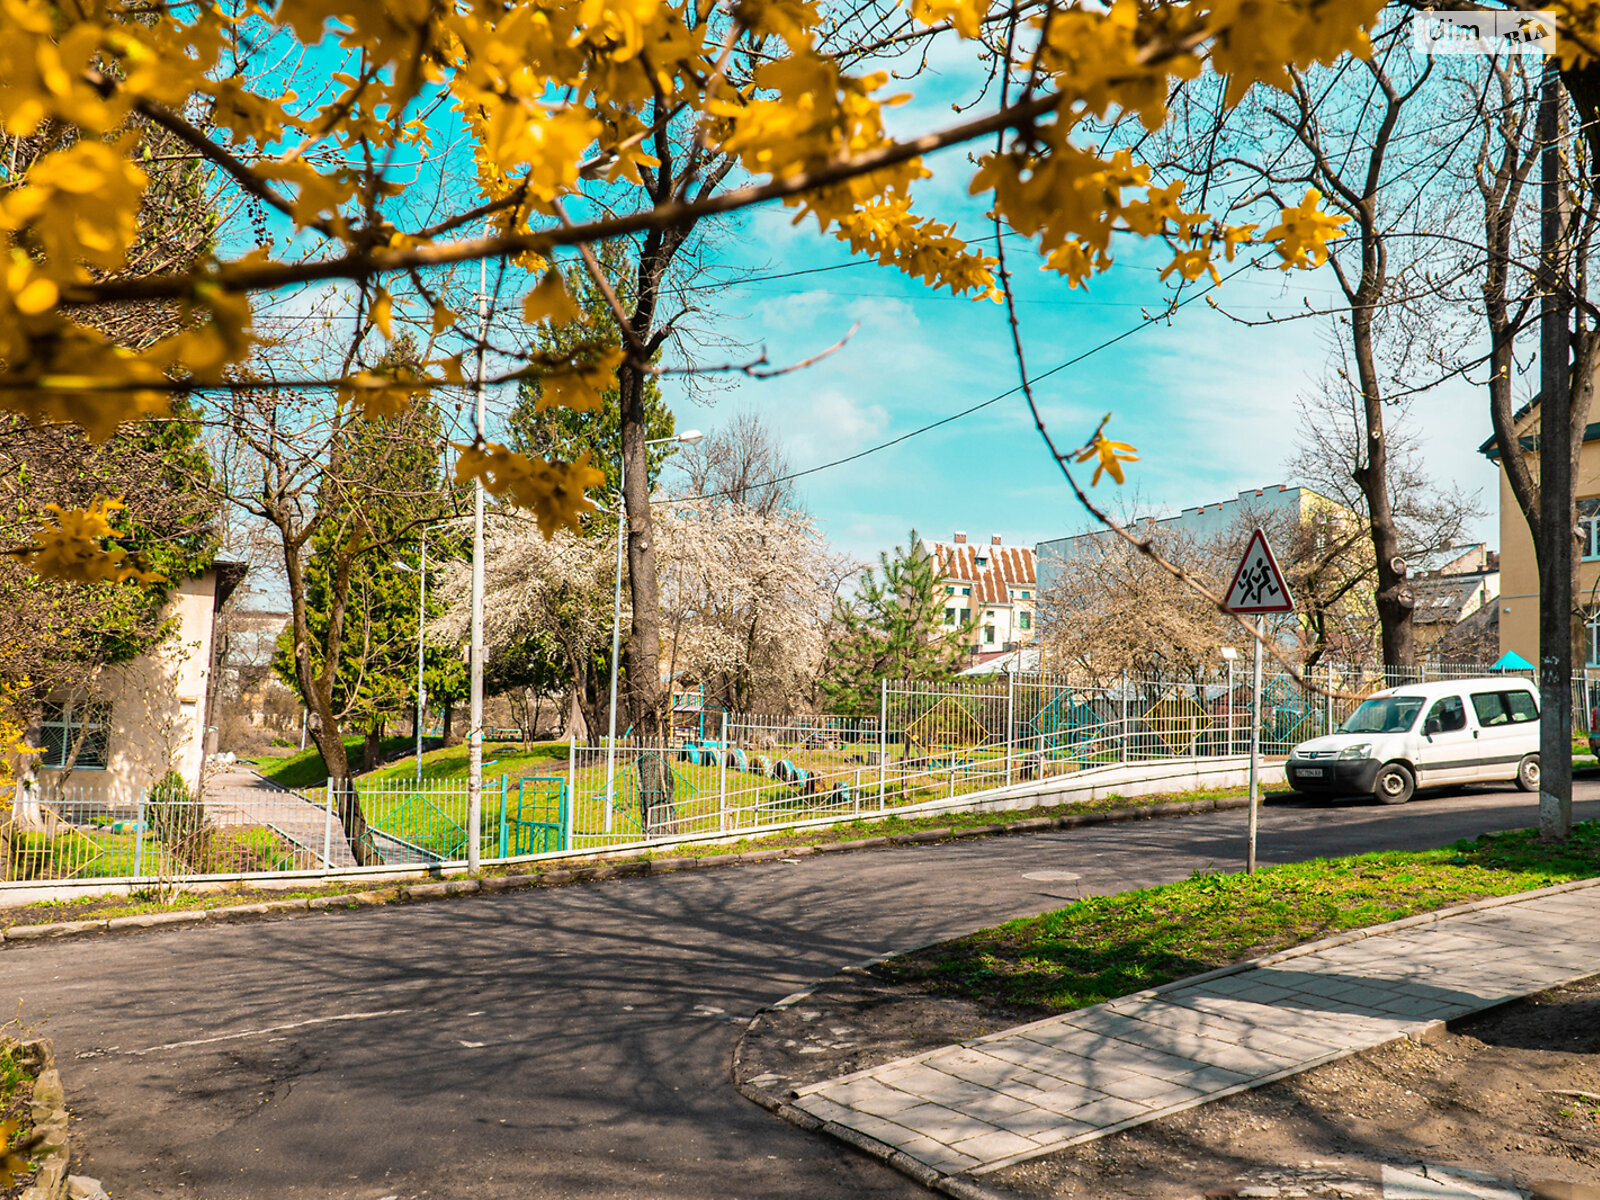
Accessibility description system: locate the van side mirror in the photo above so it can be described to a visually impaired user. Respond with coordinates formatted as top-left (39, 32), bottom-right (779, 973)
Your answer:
top-left (1424, 717), bottom-right (1442, 737)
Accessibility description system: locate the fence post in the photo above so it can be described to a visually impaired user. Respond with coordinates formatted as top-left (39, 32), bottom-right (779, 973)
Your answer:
top-left (718, 711), bottom-right (728, 834)
top-left (568, 738), bottom-right (579, 843)
top-left (1005, 669), bottom-right (1016, 788)
top-left (854, 766), bottom-right (861, 818)
top-left (322, 784), bottom-right (333, 867)
top-left (498, 774), bottom-right (509, 859)
top-left (1325, 662), bottom-right (1334, 736)
top-left (1120, 670), bottom-right (1130, 763)
top-left (878, 678), bottom-right (888, 811)
top-left (133, 784), bottom-right (146, 880)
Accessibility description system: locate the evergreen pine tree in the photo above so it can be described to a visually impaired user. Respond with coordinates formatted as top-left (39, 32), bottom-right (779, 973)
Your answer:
top-left (822, 529), bottom-right (974, 716)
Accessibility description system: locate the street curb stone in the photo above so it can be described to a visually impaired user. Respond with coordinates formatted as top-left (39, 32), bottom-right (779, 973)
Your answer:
top-left (16, 1038), bottom-right (70, 1200)
top-left (106, 909), bottom-right (208, 931)
top-left (5, 920), bottom-right (108, 940)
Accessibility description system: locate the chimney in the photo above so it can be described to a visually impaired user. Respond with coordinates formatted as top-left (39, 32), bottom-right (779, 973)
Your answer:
top-left (954, 531), bottom-right (967, 544)
top-left (991, 534), bottom-right (1002, 546)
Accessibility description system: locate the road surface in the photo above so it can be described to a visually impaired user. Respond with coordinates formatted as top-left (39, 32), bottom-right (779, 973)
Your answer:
top-left (8, 783), bottom-right (1598, 1200)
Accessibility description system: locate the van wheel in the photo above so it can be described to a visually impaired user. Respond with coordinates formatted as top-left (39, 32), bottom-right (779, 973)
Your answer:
top-left (1516, 754), bottom-right (1540, 793)
top-left (1373, 763), bottom-right (1415, 805)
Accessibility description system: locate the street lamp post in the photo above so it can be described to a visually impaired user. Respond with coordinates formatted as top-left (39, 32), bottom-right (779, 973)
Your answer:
top-left (603, 429), bottom-right (702, 834)
top-left (467, 233), bottom-right (491, 873)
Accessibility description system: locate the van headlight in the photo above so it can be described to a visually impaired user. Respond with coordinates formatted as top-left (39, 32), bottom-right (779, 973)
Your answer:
top-left (1339, 743), bottom-right (1371, 760)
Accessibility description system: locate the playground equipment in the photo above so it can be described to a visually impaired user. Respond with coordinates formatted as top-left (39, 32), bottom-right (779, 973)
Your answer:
top-left (1141, 688), bottom-right (1213, 755)
top-left (1024, 689), bottom-right (1111, 762)
top-left (903, 695), bottom-right (990, 762)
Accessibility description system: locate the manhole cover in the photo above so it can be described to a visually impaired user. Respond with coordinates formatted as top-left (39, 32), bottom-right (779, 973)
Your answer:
top-left (1023, 870), bottom-right (1082, 883)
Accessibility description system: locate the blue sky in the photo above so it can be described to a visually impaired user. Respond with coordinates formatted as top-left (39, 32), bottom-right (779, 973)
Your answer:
top-left (655, 183), bottom-right (1501, 564)
top-left (644, 37), bottom-right (1505, 564)
top-left (220, 26), bottom-right (1506, 569)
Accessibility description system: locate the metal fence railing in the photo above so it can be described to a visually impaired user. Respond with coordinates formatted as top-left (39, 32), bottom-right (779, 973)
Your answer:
top-left (7, 658), bottom-right (1593, 887)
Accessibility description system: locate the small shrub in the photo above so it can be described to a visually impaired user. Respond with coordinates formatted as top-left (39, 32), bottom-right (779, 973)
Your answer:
top-left (146, 772), bottom-right (210, 869)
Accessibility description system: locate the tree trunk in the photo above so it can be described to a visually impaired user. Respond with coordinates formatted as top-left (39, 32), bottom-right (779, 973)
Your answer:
top-left (1346, 255), bottom-right (1413, 674)
top-left (442, 703), bottom-right (454, 743)
top-left (1538, 63), bottom-right (1575, 842)
top-left (362, 724), bottom-right (382, 773)
top-left (620, 354), bottom-right (665, 741)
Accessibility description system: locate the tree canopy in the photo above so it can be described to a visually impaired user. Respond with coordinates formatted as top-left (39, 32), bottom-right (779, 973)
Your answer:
top-left (0, 0), bottom-right (1402, 587)
top-left (822, 530), bottom-right (971, 716)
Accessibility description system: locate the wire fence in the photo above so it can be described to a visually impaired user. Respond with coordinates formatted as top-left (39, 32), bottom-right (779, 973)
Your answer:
top-left (6, 658), bottom-right (1593, 886)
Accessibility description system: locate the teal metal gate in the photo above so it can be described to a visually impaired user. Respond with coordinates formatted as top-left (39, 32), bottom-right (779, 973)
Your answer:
top-left (498, 776), bottom-right (570, 856)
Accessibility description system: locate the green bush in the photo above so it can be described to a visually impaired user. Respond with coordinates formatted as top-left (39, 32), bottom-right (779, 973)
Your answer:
top-left (147, 771), bottom-right (209, 867)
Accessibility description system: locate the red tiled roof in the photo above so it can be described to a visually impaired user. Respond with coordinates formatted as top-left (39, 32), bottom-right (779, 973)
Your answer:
top-left (928, 540), bottom-right (1037, 607)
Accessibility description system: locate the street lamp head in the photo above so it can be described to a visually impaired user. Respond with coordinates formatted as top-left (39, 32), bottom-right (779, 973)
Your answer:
top-left (675, 429), bottom-right (703, 445)
top-left (1219, 647), bottom-right (1238, 661)
top-left (392, 560), bottom-right (417, 574)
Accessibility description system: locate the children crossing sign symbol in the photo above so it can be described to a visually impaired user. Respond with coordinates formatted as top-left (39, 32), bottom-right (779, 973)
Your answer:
top-left (1224, 528), bottom-right (1295, 614)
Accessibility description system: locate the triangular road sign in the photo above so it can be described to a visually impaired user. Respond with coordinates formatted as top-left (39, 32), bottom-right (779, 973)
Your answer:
top-left (1224, 528), bottom-right (1295, 614)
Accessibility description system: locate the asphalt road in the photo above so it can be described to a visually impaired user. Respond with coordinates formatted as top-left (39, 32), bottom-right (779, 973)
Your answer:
top-left (7, 783), bottom-right (1600, 1200)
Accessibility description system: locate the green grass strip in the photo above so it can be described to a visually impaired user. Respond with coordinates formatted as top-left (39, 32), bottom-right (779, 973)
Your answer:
top-left (873, 820), bottom-right (1600, 1014)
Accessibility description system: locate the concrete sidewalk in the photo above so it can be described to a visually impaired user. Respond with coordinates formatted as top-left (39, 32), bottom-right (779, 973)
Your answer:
top-left (790, 879), bottom-right (1600, 1179)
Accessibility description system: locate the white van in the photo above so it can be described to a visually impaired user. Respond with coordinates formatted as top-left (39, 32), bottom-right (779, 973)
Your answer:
top-left (1286, 677), bottom-right (1540, 804)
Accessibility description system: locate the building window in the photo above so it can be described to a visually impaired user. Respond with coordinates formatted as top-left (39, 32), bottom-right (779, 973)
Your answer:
top-left (1589, 610), bottom-right (1600, 668)
top-left (961, 587), bottom-right (971, 596)
top-left (945, 607), bottom-right (957, 625)
top-left (984, 625), bottom-right (995, 644)
top-left (1582, 498), bottom-right (1600, 561)
top-left (1022, 590), bottom-right (1030, 599)
top-left (945, 585), bottom-right (954, 595)
top-left (1019, 611), bottom-right (1031, 630)
top-left (39, 700), bottom-right (111, 770)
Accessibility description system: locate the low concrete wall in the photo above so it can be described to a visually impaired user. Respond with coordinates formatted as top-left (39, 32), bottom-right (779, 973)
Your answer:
top-left (886, 754), bottom-right (1287, 819)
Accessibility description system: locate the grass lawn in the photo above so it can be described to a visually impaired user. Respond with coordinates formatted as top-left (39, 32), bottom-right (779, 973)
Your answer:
top-left (251, 737), bottom-right (571, 788)
top-left (362, 740), bottom-right (570, 785)
top-left (250, 735), bottom-right (413, 787)
top-left (874, 819), bottom-right (1600, 1015)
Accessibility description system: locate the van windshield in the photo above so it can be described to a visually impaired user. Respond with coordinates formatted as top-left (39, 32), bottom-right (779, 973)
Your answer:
top-left (1340, 696), bottom-right (1425, 734)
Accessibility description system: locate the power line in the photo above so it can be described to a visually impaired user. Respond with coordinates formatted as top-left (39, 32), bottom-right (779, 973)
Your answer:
top-left (671, 254), bottom-right (1265, 506)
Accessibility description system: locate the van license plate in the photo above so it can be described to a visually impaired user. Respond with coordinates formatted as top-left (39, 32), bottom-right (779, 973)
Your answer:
top-left (1298, 767), bottom-right (1324, 777)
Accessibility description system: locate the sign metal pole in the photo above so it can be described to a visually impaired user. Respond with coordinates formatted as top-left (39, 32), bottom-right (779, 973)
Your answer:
top-left (1248, 614), bottom-right (1263, 875)
top-left (1222, 528), bottom-right (1294, 879)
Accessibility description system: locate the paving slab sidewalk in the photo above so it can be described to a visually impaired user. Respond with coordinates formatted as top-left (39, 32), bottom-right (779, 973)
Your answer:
top-left (789, 880), bottom-right (1600, 1179)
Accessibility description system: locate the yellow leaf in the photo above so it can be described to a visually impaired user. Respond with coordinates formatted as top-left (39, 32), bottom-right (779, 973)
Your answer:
top-left (521, 271), bottom-right (582, 326)
top-left (1073, 426), bottom-right (1139, 486)
top-left (452, 442), bottom-right (604, 538)
top-left (8, 498), bottom-right (163, 585)
top-left (370, 288), bottom-right (393, 338)
top-left (431, 301), bottom-right (457, 337)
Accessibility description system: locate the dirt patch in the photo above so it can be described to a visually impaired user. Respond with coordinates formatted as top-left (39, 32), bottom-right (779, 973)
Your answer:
top-left (986, 976), bottom-right (1600, 1199)
top-left (736, 973), bottom-right (1600, 1199)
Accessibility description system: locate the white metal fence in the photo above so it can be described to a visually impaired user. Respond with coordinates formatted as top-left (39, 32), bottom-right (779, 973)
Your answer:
top-left (6, 658), bottom-right (1593, 887)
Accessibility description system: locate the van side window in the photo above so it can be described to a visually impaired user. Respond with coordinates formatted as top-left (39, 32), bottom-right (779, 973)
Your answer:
top-left (1426, 695), bottom-right (1467, 733)
top-left (1470, 690), bottom-right (1539, 726)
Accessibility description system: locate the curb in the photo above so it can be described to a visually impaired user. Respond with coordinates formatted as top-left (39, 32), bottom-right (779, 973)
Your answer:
top-left (0, 793), bottom-right (1257, 948)
top-left (730, 874), bottom-right (1600, 1195)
